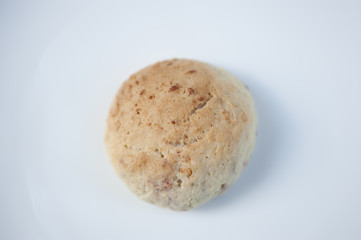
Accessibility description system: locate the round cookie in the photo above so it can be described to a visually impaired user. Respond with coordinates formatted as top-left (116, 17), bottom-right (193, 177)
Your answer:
top-left (105, 59), bottom-right (257, 210)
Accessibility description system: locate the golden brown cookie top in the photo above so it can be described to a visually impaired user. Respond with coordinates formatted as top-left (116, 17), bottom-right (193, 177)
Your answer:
top-left (105, 59), bottom-right (257, 210)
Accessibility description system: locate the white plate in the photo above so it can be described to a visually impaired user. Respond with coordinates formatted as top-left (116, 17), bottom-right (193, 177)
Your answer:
top-left (1, 1), bottom-right (361, 239)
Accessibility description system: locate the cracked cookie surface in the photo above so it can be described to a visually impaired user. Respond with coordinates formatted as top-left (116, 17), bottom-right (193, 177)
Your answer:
top-left (105, 59), bottom-right (257, 210)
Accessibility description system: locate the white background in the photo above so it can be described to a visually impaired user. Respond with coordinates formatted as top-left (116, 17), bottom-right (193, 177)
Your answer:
top-left (1, 0), bottom-right (361, 239)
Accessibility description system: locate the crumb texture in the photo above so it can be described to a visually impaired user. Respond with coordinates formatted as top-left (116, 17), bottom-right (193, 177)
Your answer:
top-left (105, 59), bottom-right (257, 210)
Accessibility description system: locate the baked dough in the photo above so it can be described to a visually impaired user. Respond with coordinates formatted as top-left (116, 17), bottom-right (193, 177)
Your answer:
top-left (105, 59), bottom-right (257, 210)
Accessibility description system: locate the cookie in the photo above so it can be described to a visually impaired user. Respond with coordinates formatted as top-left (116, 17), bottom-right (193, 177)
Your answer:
top-left (105, 59), bottom-right (257, 210)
